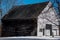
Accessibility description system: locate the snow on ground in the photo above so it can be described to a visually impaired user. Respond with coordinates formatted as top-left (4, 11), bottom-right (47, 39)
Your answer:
top-left (0, 36), bottom-right (60, 39)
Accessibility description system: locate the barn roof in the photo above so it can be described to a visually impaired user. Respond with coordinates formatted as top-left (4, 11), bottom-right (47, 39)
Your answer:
top-left (2, 2), bottom-right (49, 20)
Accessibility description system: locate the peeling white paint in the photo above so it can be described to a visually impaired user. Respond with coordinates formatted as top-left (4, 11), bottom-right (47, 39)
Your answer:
top-left (37, 2), bottom-right (59, 37)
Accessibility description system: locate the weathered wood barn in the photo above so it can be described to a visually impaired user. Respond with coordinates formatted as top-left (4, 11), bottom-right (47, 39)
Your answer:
top-left (1, 1), bottom-right (59, 37)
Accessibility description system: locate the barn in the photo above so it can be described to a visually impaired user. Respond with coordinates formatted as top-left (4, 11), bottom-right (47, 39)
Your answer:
top-left (37, 2), bottom-right (59, 37)
top-left (1, 1), bottom-right (59, 37)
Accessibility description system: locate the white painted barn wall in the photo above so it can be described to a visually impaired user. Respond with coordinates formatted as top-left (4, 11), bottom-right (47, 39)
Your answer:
top-left (37, 2), bottom-right (59, 36)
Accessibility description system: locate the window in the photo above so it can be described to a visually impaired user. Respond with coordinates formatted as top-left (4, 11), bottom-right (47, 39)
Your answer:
top-left (46, 24), bottom-right (52, 29)
top-left (40, 29), bottom-right (43, 32)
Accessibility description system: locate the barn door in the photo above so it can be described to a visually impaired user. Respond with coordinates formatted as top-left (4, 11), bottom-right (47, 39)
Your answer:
top-left (46, 24), bottom-right (52, 36)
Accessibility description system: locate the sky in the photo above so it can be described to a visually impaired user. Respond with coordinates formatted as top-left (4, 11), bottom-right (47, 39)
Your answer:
top-left (1, 0), bottom-right (60, 16)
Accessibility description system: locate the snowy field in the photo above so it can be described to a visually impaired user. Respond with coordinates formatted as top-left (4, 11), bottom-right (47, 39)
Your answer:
top-left (0, 36), bottom-right (60, 40)
top-left (0, 38), bottom-right (60, 40)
